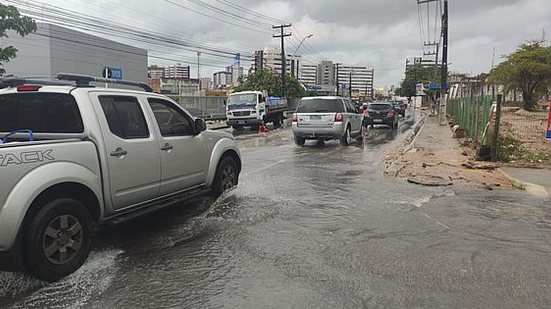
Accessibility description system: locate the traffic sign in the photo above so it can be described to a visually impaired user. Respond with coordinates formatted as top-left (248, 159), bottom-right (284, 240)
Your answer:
top-left (102, 67), bottom-right (123, 80)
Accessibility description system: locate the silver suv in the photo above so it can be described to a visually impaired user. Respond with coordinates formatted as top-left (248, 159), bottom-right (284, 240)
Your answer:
top-left (292, 96), bottom-right (363, 146)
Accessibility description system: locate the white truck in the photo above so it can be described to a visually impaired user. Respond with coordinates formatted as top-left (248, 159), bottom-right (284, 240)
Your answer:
top-left (225, 91), bottom-right (288, 129)
top-left (0, 74), bottom-right (241, 281)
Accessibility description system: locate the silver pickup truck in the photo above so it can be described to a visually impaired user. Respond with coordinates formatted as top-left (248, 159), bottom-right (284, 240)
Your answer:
top-left (0, 75), bottom-right (241, 281)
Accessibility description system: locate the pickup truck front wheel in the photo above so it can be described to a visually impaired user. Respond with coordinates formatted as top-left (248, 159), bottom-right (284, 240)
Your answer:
top-left (212, 157), bottom-right (239, 197)
top-left (25, 198), bottom-right (93, 282)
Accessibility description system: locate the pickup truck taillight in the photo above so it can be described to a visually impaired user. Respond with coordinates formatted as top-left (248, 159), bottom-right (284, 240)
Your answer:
top-left (334, 113), bottom-right (344, 122)
top-left (292, 113), bottom-right (298, 122)
top-left (17, 85), bottom-right (42, 92)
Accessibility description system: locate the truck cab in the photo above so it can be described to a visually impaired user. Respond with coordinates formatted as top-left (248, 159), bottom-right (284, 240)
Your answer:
top-left (226, 91), bottom-right (287, 129)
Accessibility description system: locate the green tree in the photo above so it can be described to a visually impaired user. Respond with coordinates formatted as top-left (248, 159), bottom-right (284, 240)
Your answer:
top-left (488, 41), bottom-right (551, 110)
top-left (235, 69), bottom-right (307, 98)
top-left (399, 64), bottom-right (438, 97)
top-left (0, 4), bottom-right (37, 74)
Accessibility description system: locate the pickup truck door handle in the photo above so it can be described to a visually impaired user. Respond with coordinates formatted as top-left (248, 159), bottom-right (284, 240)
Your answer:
top-left (161, 143), bottom-right (174, 151)
top-left (110, 147), bottom-right (128, 157)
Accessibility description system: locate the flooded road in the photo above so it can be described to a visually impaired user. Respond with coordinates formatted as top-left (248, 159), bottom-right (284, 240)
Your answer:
top-left (1, 111), bottom-right (550, 308)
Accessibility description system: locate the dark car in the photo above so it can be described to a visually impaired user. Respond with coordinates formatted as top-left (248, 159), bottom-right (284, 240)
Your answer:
top-left (362, 102), bottom-right (398, 129)
top-left (390, 100), bottom-right (407, 117)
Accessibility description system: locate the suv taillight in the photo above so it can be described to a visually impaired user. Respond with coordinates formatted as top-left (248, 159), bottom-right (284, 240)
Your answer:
top-left (388, 110), bottom-right (396, 116)
top-left (17, 85), bottom-right (42, 92)
top-left (335, 113), bottom-right (343, 122)
top-left (363, 110), bottom-right (370, 117)
top-left (292, 113), bottom-right (298, 122)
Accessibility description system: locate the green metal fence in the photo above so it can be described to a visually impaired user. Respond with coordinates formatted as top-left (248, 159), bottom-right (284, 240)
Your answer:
top-left (447, 96), bottom-right (493, 145)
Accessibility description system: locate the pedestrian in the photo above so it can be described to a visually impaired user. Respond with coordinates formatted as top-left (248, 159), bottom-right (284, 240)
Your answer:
top-left (431, 96), bottom-right (439, 115)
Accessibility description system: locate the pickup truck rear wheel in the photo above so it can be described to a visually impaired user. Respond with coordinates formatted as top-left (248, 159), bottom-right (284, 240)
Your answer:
top-left (212, 157), bottom-right (239, 197)
top-left (25, 198), bottom-right (93, 282)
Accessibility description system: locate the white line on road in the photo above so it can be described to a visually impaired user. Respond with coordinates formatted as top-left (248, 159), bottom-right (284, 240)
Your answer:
top-left (242, 159), bottom-right (288, 176)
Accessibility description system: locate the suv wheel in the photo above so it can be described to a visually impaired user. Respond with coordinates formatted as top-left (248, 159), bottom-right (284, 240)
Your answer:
top-left (25, 198), bottom-right (93, 282)
top-left (294, 135), bottom-right (305, 146)
top-left (340, 126), bottom-right (351, 146)
top-left (212, 156), bottom-right (239, 197)
top-left (356, 125), bottom-right (364, 142)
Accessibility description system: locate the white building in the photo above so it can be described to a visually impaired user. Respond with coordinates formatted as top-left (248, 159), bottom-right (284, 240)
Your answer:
top-left (148, 65), bottom-right (164, 79)
top-left (251, 48), bottom-right (302, 77)
top-left (164, 63), bottom-right (190, 79)
top-left (213, 71), bottom-right (231, 88)
top-left (299, 64), bottom-right (317, 85)
top-left (2, 23), bottom-right (147, 82)
top-left (227, 64), bottom-right (244, 85)
top-left (336, 65), bottom-right (375, 97)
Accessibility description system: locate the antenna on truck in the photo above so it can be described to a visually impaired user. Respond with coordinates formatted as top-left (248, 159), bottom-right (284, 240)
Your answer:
top-left (56, 73), bottom-right (153, 92)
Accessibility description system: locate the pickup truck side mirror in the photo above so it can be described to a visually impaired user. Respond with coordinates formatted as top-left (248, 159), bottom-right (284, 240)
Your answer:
top-left (194, 118), bottom-right (207, 134)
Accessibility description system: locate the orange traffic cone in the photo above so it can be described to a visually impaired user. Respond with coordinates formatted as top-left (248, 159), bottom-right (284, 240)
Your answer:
top-left (258, 123), bottom-right (269, 133)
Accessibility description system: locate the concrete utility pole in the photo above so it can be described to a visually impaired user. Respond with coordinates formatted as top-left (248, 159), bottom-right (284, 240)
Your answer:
top-left (439, 0), bottom-right (448, 125)
top-left (335, 63), bottom-right (342, 96)
top-left (197, 51), bottom-right (201, 90)
top-left (273, 24), bottom-right (292, 98)
top-left (349, 70), bottom-right (353, 100)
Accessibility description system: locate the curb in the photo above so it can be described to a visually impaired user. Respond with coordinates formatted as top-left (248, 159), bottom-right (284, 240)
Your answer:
top-left (497, 168), bottom-right (550, 197)
top-left (383, 112), bottom-right (428, 177)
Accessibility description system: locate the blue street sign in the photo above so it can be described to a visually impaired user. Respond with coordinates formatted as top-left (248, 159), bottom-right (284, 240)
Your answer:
top-left (103, 67), bottom-right (123, 80)
top-left (428, 82), bottom-right (450, 91)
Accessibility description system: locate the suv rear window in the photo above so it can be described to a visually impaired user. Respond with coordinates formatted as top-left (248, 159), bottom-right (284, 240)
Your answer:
top-left (296, 99), bottom-right (344, 113)
top-left (0, 93), bottom-right (84, 133)
top-left (369, 104), bottom-right (392, 111)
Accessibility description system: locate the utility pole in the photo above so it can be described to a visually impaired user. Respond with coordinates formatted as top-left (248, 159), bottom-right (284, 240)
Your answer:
top-left (439, 0), bottom-right (448, 125)
top-left (273, 24), bottom-right (292, 98)
top-left (349, 70), bottom-right (353, 100)
top-left (335, 63), bottom-right (342, 96)
top-left (197, 51), bottom-right (201, 90)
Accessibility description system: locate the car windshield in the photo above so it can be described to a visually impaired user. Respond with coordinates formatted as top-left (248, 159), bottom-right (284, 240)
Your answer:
top-left (227, 94), bottom-right (257, 106)
top-left (296, 99), bottom-right (344, 113)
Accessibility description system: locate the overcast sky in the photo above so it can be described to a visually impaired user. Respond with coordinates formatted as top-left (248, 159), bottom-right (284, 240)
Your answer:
top-left (28, 0), bottom-right (551, 87)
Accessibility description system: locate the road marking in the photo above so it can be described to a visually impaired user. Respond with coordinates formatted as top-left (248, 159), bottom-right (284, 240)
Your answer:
top-left (242, 159), bottom-right (288, 176)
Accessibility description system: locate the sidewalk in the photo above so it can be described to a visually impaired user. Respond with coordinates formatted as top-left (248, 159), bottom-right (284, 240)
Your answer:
top-left (386, 115), bottom-right (513, 188)
top-left (499, 167), bottom-right (551, 197)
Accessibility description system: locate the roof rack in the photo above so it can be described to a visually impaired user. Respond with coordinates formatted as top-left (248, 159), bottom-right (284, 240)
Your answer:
top-left (57, 73), bottom-right (153, 92)
top-left (0, 78), bottom-right (72, 88)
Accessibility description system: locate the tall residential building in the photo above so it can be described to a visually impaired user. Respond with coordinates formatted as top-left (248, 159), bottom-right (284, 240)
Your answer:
top-left (164, 63), bottom-right (190, 79)
top-left (226, 64), bottom-right (244, 85)
top-left (299, 64), bottom-right (317, 85)
top-left (317, 60), bottom-right (335, 85)
top-left (336, 65), bottom-right (375, 97)
top-left (250, 48), bottom-right (301, 77)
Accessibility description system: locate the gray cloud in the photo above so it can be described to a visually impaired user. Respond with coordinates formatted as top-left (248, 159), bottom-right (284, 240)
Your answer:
top-left (30, 0), bottom-right (551, 87)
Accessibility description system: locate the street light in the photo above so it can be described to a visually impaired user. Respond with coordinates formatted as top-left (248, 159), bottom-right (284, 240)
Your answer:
top-left (291, 34), bottom-right (313, 78)
top-left (293, 33), bottom-right (314, 56)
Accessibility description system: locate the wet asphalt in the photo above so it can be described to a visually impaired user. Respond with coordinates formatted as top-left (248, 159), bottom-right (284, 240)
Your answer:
top-left (1, 111), bottom-right (550, 309)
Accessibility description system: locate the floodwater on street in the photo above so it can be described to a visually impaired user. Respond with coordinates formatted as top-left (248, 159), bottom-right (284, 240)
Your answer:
top-left (1, 111), bottom-right (550, 308)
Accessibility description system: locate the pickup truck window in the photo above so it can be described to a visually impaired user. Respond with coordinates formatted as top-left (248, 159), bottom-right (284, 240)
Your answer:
top-left (99, 96), bottom-right (149, 139)
top-left (0, 93), bottom-right (84, 133)
top-left (148, 98), bottom-right (195, 136)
